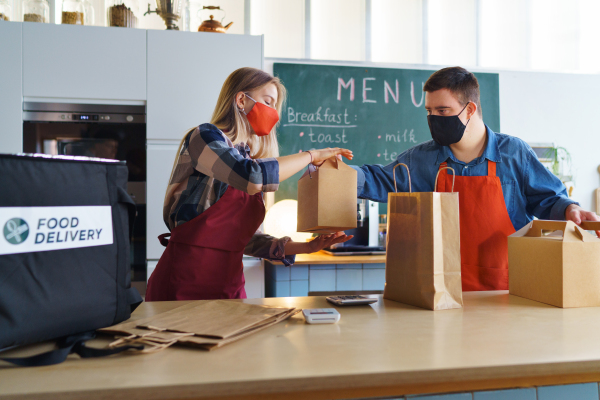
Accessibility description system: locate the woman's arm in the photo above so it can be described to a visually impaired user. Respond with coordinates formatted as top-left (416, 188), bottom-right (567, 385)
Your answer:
top-left (244, 232), bottom-right (353, 265)
top-left (284, 232), bottom-right (353, 255)
top-left (276, 147), bottom-right (354, 182)
top-left (188, 126), bottom-right (354, 193)
top-left (187, 126), bottom-right (279, 195)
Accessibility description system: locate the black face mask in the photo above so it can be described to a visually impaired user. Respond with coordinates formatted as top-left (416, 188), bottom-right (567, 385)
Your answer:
top-left (427, 103), bottom-right (470, 146)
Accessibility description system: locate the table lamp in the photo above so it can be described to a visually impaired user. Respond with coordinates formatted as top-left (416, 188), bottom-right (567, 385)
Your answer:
top-left (264, 200), bottom-right (312, 242)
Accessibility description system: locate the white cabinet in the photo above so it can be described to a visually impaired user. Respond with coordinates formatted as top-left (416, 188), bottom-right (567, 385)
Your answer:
top-left (146, 141), bottom-right (180, 260)
top-left (147, 30), bottom-right (263, 140)
top-left (0, 22), bottom-right (23, 153)
top-left (22, 24), bottom-right (146, 100)
top-left (243, 258), bottom-right (265, 299)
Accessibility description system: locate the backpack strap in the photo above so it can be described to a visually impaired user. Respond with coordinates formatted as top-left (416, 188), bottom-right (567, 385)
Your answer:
top-left (0, 331), bottom-right (142, 367)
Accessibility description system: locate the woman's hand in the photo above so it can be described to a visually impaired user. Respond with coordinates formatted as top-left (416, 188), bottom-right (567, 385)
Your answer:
top-left (307, 232), bottom-right (353, 253)
top-left (309, 148), bottom-right (353, 166)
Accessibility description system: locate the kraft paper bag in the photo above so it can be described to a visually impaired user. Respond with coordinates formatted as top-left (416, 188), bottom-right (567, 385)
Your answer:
top-left (508, 220), bottom-right (600, 308)
top-left (297, 156), bottom-right (357, 233)
top-left (383, 163), bottom-right (463, 311)
top-left (99, 300), bottom-right (300, 351)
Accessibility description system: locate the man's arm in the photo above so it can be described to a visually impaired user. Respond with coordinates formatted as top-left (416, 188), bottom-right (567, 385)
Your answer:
top-left (523, 149), bottom-right (600, 232)
top-left (351, 160), bottom-right (411, 202)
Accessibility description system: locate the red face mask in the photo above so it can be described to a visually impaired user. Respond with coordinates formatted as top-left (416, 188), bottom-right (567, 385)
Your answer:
top-left (242, 94), bottom-right (279, 137)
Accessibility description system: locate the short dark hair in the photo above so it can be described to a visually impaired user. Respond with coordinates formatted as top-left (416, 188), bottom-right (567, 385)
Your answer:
top-left (423, 67), bottom-right (482, 116)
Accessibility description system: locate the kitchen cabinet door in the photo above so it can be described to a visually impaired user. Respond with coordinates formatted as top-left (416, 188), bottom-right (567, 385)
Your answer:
top-left (243, 258), bottom-right (265, 299)
top-left (147, 30), bottom-right (263, 140)
top-left (146, 142), bottom-right (180, 260)
top-left (0, 22), bottom-right (22, 153)
top-left (22, 24), bottom-right (146, 100)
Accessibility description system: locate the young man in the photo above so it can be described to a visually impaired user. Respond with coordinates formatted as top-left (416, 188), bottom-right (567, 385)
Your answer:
top-left (353, 66), bottom-right (599, 291)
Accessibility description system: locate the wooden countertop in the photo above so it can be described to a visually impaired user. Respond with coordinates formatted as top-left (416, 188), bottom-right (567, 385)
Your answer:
top-left (4, 292), bottom-right (600, 400)
top-left (269, 250), bottom-right (385, 264)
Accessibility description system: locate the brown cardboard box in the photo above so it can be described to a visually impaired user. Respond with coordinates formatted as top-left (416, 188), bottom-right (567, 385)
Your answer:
top-left (297, 157), bottom-right (357, 233)
top-left (508, 220), bottom-right (600, 308)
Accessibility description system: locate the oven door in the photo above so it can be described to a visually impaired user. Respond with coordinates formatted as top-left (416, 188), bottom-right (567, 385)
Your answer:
top-left (23, 102), bottom-right (147, 281)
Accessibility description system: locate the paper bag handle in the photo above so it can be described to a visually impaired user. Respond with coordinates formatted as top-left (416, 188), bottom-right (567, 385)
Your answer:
top-left (434, 167), bottom-right (456, 192)
top-left (392, 163), bottom-right (411, 193)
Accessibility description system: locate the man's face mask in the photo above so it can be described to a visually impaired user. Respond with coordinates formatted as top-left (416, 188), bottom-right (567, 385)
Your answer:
top-left (427, 102), bottom-right (470, 146)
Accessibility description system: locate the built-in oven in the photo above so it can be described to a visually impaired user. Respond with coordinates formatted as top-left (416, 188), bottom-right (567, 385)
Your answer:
top-left (23, 102), bottom-right (147, 282)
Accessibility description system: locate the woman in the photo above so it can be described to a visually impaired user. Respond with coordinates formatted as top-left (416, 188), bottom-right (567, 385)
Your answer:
top-left (146, 67), bottom-right (353, 301)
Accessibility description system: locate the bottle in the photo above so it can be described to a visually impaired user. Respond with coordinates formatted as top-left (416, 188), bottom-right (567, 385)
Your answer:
top-left (181, 0), bottom-right (190, 31)
top-left (0, 0), bottom-right (12, 21)
top-left (82, 0), bottom-right (94, 25)
top-left (62, 0), bottom-right (85, 25)
top-left (23, 0), bottom-right (50, 23)
top-left (107, 0), bottom-right (138, 28)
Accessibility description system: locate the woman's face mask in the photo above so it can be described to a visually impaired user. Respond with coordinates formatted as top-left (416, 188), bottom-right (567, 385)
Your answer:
top-left (242, 94), bottom-right (279, 137)
top-left (427, 102), bottom-right (470, 146)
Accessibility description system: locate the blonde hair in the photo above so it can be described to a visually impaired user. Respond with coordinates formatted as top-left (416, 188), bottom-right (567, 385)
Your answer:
top-left (211, 67), bottom-right (286, 159)
top-left (164, 68), bottom-right (286, 205)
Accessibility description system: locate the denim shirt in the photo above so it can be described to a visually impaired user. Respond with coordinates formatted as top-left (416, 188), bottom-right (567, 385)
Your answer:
top-left (352, 126), bottom-right (577, 231)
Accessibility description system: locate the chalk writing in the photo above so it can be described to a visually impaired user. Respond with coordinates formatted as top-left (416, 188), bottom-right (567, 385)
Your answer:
top-left (385, 129), bottom-right (417, 143)
top-left (306, 128), bottom-right (349, 144)
top-left (337, 78), bottom-right (355, 101)
top-left (286, 106), bottom-right (354, 126)
top-left (411, 81), bottom-right (424, 107)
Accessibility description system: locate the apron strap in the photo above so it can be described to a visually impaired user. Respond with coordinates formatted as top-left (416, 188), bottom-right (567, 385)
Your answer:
top-left (158, 233), bottom-right (171, 247)
top-left (488, 160), bottom-right (496, 177)
top-left (437, 162), bottom-right (448, 192)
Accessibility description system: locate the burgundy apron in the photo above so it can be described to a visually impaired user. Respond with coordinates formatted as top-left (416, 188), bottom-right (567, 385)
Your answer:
top-left (145, 186), bottom-right (265, 301)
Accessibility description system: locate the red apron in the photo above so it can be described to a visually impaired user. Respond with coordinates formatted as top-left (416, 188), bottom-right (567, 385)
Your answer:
top-left (436, 160), bottom-right (516, 291)
top-left (145, 186), bottom-right (265, 301)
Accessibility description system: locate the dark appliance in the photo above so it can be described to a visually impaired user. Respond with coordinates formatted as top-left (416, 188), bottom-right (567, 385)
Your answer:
top-left (22, 102), bottom-right (147, 281)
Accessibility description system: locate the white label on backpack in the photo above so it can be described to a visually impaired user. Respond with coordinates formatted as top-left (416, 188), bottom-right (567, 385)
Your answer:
top-left (0, 206), bottom-right (113, 255)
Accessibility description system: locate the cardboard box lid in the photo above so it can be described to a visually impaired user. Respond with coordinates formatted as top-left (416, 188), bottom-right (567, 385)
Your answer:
top-left (509, 220), bottom-right (600, 243)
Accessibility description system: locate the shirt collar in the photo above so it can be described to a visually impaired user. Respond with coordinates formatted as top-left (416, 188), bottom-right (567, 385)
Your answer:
top-left (435, 125), bottom-right (502, 165)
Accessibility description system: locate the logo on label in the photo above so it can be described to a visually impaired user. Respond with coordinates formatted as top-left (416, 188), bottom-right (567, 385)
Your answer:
top-left (3, 218), bottom-right (30, 245)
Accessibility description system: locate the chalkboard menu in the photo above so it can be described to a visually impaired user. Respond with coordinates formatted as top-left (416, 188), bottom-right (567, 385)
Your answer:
top-left (273, 63), bottom-right (500, 205)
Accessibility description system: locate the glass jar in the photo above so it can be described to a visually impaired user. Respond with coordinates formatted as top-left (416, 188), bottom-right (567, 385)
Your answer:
top-left (82, 0), bottom-right (94, 25)
top-left (0, 0), bottom-right (12, 21)
top-left (62, 0), bottom-right (85, 25)
top-left (181, 0), bottom-right (190, 31)
top-left (22, 0), bottom-right (50, 23)
top-left (188, 0), bottom-right (203, 31)
top-left (106, 0), bottom-right (138, 28)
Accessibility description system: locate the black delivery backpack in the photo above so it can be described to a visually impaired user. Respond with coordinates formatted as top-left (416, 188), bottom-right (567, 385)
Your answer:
top-left (0, 154), bottom-right (143, 364)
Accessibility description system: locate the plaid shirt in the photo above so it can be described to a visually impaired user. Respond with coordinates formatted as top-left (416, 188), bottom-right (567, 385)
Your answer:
top-left (163, 123), bottom-right (295, 266)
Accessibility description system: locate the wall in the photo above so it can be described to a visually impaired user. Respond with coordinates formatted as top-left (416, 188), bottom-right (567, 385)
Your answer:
top-left (265, 59), bottom-right (600, 213)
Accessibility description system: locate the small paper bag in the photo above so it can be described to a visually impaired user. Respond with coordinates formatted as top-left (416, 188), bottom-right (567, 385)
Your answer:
top-left (383, 164), bottom-right (463, 310)
top-left (297, 157), bottom-right (357, 233)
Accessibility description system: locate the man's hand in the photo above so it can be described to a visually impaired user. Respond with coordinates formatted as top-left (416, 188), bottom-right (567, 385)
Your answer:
top-left (565, 204), bottom-right (600, 237)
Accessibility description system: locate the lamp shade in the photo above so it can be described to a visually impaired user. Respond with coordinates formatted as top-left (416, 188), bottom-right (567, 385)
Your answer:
top-left (264, 200), bottom-right (312, 243)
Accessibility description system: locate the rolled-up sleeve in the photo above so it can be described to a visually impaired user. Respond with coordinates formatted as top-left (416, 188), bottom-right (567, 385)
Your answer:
top-left (244, 233), bottom-right (295, 266)
top-left (187, 125), bottom-right (279, 195)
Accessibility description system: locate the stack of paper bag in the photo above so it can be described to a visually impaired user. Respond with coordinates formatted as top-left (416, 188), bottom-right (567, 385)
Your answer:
top-left (99, 300), bottom-right (299, 351)
top-left (508, 220), bottom-right (600, 308)
top-left (297, 157), bottom-right (357, 233)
